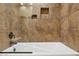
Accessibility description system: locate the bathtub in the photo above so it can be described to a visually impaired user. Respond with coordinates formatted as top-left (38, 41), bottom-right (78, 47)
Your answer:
top-left (1, 42), bottom-right (79, 56)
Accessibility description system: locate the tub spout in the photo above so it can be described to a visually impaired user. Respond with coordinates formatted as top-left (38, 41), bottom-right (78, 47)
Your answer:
top-left (13, 48), bottom-right (16, 52)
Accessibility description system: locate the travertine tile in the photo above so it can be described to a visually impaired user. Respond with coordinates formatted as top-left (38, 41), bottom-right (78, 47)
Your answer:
top-left (0, 3), bottom-right (79, 52)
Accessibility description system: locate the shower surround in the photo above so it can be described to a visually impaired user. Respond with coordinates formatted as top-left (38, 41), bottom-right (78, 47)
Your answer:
top-left (0, 3), bottom-right (79, 52)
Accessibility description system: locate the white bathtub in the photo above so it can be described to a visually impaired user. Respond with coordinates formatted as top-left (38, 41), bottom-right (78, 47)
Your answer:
top-left (1, 42), bottom-right (79, 56)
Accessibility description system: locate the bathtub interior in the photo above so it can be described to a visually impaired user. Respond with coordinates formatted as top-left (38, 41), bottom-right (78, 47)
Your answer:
top-left (1, 42), bottom-right (79, 55)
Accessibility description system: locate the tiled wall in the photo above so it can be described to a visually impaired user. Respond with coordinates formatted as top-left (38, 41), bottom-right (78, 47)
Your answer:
top-left (0, 3), bottom-right (79, 52)
top-left (19, 3), bottom-right (61, 42)
top-left (0, 3), bottom-right (61, 51)
top-left (61, 3), bottom-right (79, 52)
top-left (0, 3), bottom-right (20, 51)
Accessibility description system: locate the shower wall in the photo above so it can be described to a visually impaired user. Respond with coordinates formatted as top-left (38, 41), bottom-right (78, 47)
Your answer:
top-left (0, 3), bottom-right (20, 51)
top-left (19, 3), bottom-right (61, 42)
top-left (0, 3), bottom-right (79, 52)
top-left (0, 3), bottom-right (61, 51)
top-left (61, 3), bottom-right (79, 52)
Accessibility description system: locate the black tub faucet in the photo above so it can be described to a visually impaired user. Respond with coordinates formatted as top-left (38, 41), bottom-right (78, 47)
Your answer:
top-left (9, 32), bottom-right (15, 39)
top-left (9, 32), bottom-right (16, 46)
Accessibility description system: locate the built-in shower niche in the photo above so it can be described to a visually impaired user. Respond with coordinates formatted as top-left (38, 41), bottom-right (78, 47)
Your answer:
top-left (40, 7), bottom-right (49, 19)
top-left (40, 8), bottom-right (49, 14)
top-left (32, 14), bottom-right (37, 19)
